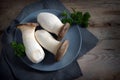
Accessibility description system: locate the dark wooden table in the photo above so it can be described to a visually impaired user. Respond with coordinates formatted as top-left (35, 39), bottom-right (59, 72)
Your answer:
top-left (0, 0), bottom-right (120, 80)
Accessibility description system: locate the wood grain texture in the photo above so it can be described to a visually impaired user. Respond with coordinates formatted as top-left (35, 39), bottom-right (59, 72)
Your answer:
top-left (0, 0), bottom-right (35, 31)
top-left (61, 0), bottom-right (120, 80)
top-left (0, 0), bottom-right (120, 80)
top-left (76, 40), bottom-right (120, 80)
top-left (61, 0), bottom-right (120, 26)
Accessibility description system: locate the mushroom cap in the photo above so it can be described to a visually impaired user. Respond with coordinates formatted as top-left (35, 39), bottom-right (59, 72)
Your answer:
top-left (17, 23), bottom-right (39, 30)
top-left (17, 23), bottom-right (45, 63)
top-left (55, 40), bottom-right (69, 61)
top-left (58, 22), bottom-right (70, 40)
top-left (28, 49), bottom-right (45, 63)
top-left (35, 30), bottom-right (60, 55)
top-left (37, 12), bottom-right (64, 35)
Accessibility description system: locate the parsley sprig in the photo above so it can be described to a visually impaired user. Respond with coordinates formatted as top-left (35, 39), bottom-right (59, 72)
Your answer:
top-left (61, 8), bottom-right (91, 28)
top-left (11, 41), bottom-right (25, 57)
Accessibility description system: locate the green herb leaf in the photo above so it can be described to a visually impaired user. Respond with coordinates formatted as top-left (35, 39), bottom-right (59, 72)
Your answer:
top-left (61, 18), bottom-right (73, 25)
top-left (82, 12), bottom-right (91, 21)
top-left (61, 8), bottom-right (91, 28)
top-left (61, 11), bottom-right (68, 17)
top-left (11, 41), bottom-right (17, 48)
top-left (81, 21), bottom-right (89, 28)
top-left (11, 41), bottom-right (25, 57)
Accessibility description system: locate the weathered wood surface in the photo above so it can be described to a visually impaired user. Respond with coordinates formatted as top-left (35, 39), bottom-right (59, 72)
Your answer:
top-left (76, 40), bottom-right (120, 80)
top-left (60, 0), bottom-right (120, 80)
top-left (0, 0), bottom-right (120, 80)
top-left (0, 0), bottom-right (35, 31)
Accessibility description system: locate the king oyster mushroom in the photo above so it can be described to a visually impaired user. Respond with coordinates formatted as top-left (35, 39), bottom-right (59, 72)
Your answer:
top-left (35, 30), bottom-right (69, 61)
top-left (17, 23), bottom-right (45, 63)
top-left (37, 12), bottom-right (70, 40)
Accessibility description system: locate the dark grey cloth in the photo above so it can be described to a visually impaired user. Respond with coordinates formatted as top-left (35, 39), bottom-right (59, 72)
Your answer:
top-left (0, 46), bottom-right (81, 80)
top-left (0, 0), bottom-right (98, 80)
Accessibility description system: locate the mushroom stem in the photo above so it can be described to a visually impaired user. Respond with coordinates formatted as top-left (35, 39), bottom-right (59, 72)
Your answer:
top-left (17, 23), bottom-right (45, 63)
top-left (35, 30), bottom-right (69, 61)
top-left (37, 12), bottom-right (70, 40)
top-left (58, 23), bottom-right (70, 40)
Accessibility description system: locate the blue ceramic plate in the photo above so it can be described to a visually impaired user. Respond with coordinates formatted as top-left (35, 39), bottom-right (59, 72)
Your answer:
top-left (16, 9), bottom-right (82, 71)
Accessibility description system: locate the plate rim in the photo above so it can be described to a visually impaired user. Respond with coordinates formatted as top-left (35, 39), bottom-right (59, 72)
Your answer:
top-left (19, 9), bottom-right (82, 71)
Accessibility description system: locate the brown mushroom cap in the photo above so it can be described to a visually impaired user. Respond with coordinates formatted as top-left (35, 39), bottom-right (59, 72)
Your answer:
top-left (57, 23), bottom-right (70, 40)
top-left (55, 40), bottom-right (69, 61)
top-left (17, 23), bottom-right (39, 29)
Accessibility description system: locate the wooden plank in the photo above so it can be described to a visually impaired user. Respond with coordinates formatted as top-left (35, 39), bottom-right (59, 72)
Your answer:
top-left (76, 40), bottom-right (120, 80)
top-left (88, 26), bottom-right (120, 40)
top-left (59, 1), bottom-right (120, 79)
top-left (0, 0), bottom-right (35, 31)
top-left (60, 0), bottom-right (120, 28)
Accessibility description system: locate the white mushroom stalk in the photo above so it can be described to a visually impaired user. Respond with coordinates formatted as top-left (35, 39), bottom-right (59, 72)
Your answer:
top-left (35, 30), bottom-right (69, 61)
top-left (17, 23), bottom-right (45, 63)
top-left (37, 12), bottom-right (70, 40)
